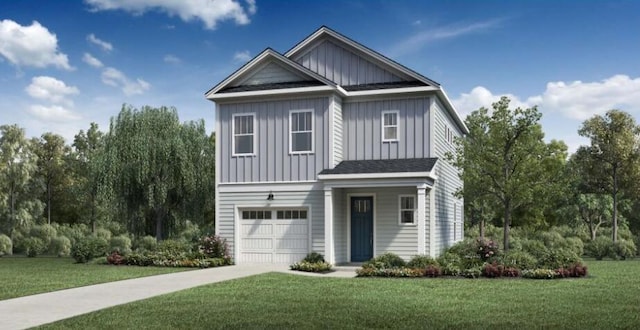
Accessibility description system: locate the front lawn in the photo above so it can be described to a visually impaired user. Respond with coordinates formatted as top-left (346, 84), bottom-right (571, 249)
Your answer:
top-left (0, 257), bottom-right (190, 300)
top-left (41, 260), bottom-right (640, 329)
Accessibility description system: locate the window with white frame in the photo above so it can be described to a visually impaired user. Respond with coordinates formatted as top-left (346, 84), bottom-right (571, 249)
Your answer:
top-left (382, 111), bottom-right (399, 141)
top-left (290, 110), bottom-right (313, 153)
top-left (233, 114), bottom-right (255, 155)
top-left (399, 195), bottom-right (416, 225)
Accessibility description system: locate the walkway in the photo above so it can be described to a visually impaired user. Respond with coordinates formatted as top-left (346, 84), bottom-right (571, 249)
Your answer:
top-left (0, 264), bottom-right (356, 330)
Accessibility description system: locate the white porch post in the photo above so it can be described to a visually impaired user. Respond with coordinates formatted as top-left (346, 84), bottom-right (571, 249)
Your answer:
top-left (324, 187), bottom-right (335, 264)
top-left (417, 185), bottom-right (426, 255)
top-left (429, 186), bottom-right (437, 257)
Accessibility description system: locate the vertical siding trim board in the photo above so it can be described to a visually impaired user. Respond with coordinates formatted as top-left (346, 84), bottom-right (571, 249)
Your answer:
top-left (429, 185), bottom-right (436, 257)
top-left (346, 192), bottom-right (376, 262)
top-left (417, 187), bottom-right (426, 255)
top-left (215, 105), bottom-right (221, 236)
top-left (324, 188), bottom-right (335, 264)
top-left (429, 97), bottom-right (435, 158)
top-left (328, 96), bottom-right (335, 168)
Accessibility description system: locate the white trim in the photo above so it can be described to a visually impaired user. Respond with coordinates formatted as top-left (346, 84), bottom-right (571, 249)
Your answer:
top-left (381, 110), bottom-right (400, 142)
top-left (234, 203), bottom-right (312, 264)
top-left (436, 88), bottom-right (469, 134)
top-left (398, 194), bottom-right (417, 226)
top-left (345, 86), bottom-right (439, 97)
top-left (429, 97), bottom-right (436, 157)
top-left (214, 105), bottom-right (221, 236)
top-left (218, 181), bottom-right (321, 192)
top-left (328, 95), bottom-right (335, 168)
top-left (323, 178), bottom-right (433, 189)
top-left (208, 86), bottom-right (335, 100)
top-left (318, 171), bottom-right (435, 181)
top-left (429, 184), bottom-right (436, 257)
top-left (231, 113), bottom-right (256, 157)
top-left (289, 109), bottom-right (315, 154)
top-left (324, 188), bottom-right (334, 264)
top-left (346, 193), bottom-right (376, 262)
top-left (417, 187), bottom-right (426, 255)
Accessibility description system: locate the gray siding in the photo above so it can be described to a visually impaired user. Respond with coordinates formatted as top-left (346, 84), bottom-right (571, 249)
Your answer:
top-left (343, 97), bottom-right (430, 160)
top-left (333, 96), bottom-right (343, 166)
top-left (332, 189), bottom-right (347, 263)
top-left (238, 61), bottom-right (306, 86)
top-left (219, 97), bottom-right (330, 182)
top-left (344, 187), bottom-right (418, 261)
top-left (217, 189), bottom-right (325, 261)
top-left (432, 98), bottom-right (464, 255)
top-left (425, 189), bottom-right (431, 256)
top-left (293, 39), bottom-right (404, 85)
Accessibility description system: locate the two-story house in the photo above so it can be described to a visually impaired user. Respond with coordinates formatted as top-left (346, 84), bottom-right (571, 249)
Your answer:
top-left (205, 26), bottom-right (468, 265)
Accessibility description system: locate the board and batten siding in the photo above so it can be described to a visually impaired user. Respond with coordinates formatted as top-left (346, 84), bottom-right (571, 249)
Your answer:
top-left (432, 98), bottom-right (464, 255)
top-left (217, 189), bottom-right (325, 261)
top-left (343, 97), bottom-right (430, 161)
top-left (332, 96), bottom-right (343, 166)
top-left (344, 187), bottom-right (419, 261)
top-left (292, 39), bottom-right (404, 86)
top-left (219, 97), bottom-right (330, 183)
top-left (238, 61), bottom-right (306, 86)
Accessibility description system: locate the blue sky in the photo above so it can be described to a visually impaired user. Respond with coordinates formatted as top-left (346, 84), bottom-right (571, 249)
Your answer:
top-left (1, 0), bottom-right (639, 152)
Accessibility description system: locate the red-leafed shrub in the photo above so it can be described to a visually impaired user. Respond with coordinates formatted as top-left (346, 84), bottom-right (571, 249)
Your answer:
top-left (482, 262), bottom-right (504, 278)
top-left (424, 264), bottom-right (442, 277)
top-left (107, 251), bottom-right (124, 265)
top-left (502, 267), bottom-right (521, 277)
top-left (555, 267), bottom-right (571, 278)
top-left (569, 263), bottom-right (588, 277)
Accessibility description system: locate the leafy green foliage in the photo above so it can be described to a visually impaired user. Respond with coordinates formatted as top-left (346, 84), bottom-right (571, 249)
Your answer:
top-left (302, 252), bottom-right (325, 263)
top-left (199, 235), bottom-right (230, 260)
top-left (585, 236), bottom-right (613, 260)
top-left (134, 235), bottom-right (157, 252)
top-left (609, 240), bottom-right (637, 260)
top-left (363, 252), bottom-right (406, 269)
top-left (109, 235), bottom-right (133, 254)
top-left (290, 261), bottom-right (332, 273)
top-left (29, 224), bottom-right (57, 245)
top-left (500, 250), bottom-right (537, 270)
top-left (23, 237), bottom-right (46, 257)
top-left (0, 234), bottom-right (12, 256)
top-left (436, 252), bottom-right (462, 276)
top-left (407, 255), bottom-right (439, 269)
top-left (70, 236), bottom-right (109, 263)
top-left (49, 236), bottom-right (72, 257)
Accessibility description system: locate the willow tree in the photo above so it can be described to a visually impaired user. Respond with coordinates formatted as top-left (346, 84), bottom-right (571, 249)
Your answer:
top-left (103, 106), bottom-right (209, 240)
top-left (449, 97), bottom-right (567, 251)
top-left (0, 125), bottom-right (43, 236)
top-left (33, 132), bottom-right (70, 224)
top-left (577, 110), bottom-right (640, 242)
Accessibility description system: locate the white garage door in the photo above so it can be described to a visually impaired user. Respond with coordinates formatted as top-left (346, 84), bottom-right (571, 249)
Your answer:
top-left (240, 209), bottom-right (309, 264)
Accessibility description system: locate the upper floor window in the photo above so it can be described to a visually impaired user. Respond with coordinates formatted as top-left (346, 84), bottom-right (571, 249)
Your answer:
top-left (399, 195), bottom-right (416, 225)
top-left (445, 126), bottom-right (454, 144)
top-left (233, 113), bottom-right (255, 156)
top-left (290, 110), bottom-right (313, 153)
top-left (382, 110), bottom-right (399, 141)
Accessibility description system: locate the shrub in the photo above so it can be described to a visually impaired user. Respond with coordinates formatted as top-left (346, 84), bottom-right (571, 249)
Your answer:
top-left (199, 235), bottom-right (230, 260)
top-left (134, 235), bottom-right (158, 252)
top-left (520, 239), bottom-right (549, 260)
top-left (107, 251), bottom-right (125, 265)
top-left (0, 234), bottom-right (12, 256)
top-left (94, 228), bottom-right (112, 241)
top-left (24, 237), bottom-right (46, 257)
top-left (538, 248), bottom-right (582, 269)
top-left (522, 269), bottom-right (557, 279)
top-left (502, 267), bottom-right (521, 277)
top-left (609, 239), bottom-right (637, 260)
top-left (585, 236), bottom-right (613, 260)
top-left (11, 231), bottom-right (26, 254)
top-left (55, 224), bottom-right (90, 245)
top-left (482, 262), bottom-right (504, 278)
top-left (123, 252), bottom-right (155, 266)
top-left (176, 221), bottom-right (202, 243)
top-left (424, 264), bottom-right (442, 277)
top-left (302, 252), bottom-right (325, 263)
top-left (290, 261), bottom-right (332, 273)
top-left (356, 266), bottom-right (423, 278)
top-left (407, 255), bottom-right (439, 269)
top-left (437, 252), bottom-right (463, 276)
top-left (363, 252), bottom-right (406, 269)
top-left (29, 224), bottom-right (57, 245)
top-left (500, 250), bottom-right (537, 270)
top-left (71, 236), bottom-right (109, 263)
top-left (109, 235), bottom-right (133, 255)
top-left (49, 236), bottom-right (71, 257)
top-left (460, 266), bottom-right (482, 279)
top-left (568, 263), bottom-right (588, 277)
top-left (446, 239), bottom-right (483, 269)
top-left (157, 239), bottom-right (191, 255)
top-left (477, 238), bottom-right (500, 261)
top-left (563, 237), bottom-right (585, 256)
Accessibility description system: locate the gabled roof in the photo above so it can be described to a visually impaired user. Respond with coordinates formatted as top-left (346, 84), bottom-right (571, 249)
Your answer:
top-left (319, 158), bottom-right (438, 175)
top-left (205, 48), bottom-right (336, 98)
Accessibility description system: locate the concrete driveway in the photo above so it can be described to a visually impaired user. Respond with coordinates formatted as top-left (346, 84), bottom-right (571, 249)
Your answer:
top-left (0, 264), bottom-right (288, 330)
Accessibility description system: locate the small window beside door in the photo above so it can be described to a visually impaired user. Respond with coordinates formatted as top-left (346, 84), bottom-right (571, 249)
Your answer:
top-left (399, 195), bottom-right (416, 225)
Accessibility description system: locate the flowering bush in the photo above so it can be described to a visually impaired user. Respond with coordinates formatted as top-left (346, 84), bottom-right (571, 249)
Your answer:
top-left (107, 251), bottom-right (124, 265)
top-left (477, 238), bottom-right (500, 261)
top-left (424, 264), bottom-right (442, 277)
top-left (356, 266), bottom-right (423, 277)
top-left (199, 235), bottom-right (230, 261)
top-left (290, 261), bottom-right (332, 273)
top-left (522, 269), bottom-right (557, 279)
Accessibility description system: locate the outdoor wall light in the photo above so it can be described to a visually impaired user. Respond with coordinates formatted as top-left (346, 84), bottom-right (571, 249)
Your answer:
top-left (267, 192), bottom-right (274, 201)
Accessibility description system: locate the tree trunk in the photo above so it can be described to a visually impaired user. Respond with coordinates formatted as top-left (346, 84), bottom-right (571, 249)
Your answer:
top-left (589, 222), bottom-right (596, 241)
top-left (612, 166), bottom-right (618, 243)
top-left (503, 199), bottom-right (511, 252)
top-left (155, 208), bottom-right (164, 241)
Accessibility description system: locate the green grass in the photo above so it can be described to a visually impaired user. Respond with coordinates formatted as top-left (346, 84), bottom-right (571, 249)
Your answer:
top-left (40, 260), bottom-right (640, 329)
top-left (0, 257), bottom-right (190, 300)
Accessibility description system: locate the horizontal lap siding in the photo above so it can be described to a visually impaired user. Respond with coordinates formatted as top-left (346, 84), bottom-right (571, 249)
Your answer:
top-left (344, 187), bottom-right (418, 261)
top-left (333, 189), bottom-right (347, 263)
top-left (343, 98), bottom-right (430, 160)
top-left (433, 99), bottom-right (464, 255)
top-left (293, 39), bottom-right (403, 85)
top-left (218, 189), bottom-right (325, 261)
top-left (219, 97), bottom-right (329, 183)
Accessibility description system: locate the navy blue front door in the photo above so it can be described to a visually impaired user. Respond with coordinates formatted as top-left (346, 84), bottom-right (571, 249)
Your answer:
top-left (351, 196), bottom-right (373, 262)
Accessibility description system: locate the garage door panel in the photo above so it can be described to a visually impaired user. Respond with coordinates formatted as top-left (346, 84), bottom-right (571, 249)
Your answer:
top-left (242, 223), bottom-right (273, 235)
top-left (243, 252), bottom-right (272, 263)
top-left (274, 253), bottom-right (307, 264)
top-left (275, 222), bottom-right (307, 236)
top-left (242, 238), bottom-right (273, 250)
top-left (277, 238), bottom-right (308, 250)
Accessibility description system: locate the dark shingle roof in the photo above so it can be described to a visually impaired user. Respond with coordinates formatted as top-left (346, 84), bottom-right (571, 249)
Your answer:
top-left (341, 81), bottom-right (427, 91)
top-left (319, 158), bottom-right (437, 175)
top-left (218, 80), bottom-right (325, 93)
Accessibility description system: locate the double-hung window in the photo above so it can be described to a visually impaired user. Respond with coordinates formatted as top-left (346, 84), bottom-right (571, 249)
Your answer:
top-left (233, 114), bottom-right (255, 156)
top-left (399, 195), bottom-right (416, 225)
top-left (290, 110), bottom-right (313, 153)
top-left (382, 110), bottom-right (399, 141)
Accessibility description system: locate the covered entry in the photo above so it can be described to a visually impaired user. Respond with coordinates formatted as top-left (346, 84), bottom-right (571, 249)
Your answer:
top-left (238, 208), bottom-right (310, 263)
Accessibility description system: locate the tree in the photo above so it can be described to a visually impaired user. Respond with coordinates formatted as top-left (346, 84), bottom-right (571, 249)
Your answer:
top-left (72, 123), bottom-right (106, 232)
top-left (577, 110), bottom-right (640, 242)
top-left (33, 133), bottom-right (70, 224)
top-left (449, 97), bottom-right (567, 251)
top-left (103, 106), bottom-right (209, 240)
top-left (0, 125), bottom-right (44, 236)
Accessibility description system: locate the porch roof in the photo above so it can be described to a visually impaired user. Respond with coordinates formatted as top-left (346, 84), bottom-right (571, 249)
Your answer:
top-left (319, 158), bottom-right (437, 175)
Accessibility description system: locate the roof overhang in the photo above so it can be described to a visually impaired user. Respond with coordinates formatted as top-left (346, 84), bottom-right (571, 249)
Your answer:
top-left (208, 85), bottom-right (335, 101)
top-left (318, 171), bottom-right (437, 181)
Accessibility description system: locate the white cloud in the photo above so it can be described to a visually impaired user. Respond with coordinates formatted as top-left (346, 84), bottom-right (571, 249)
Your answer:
top-left (87, 33), bottom-right (113, 52)
top-left (163, 54), bottom-right (181, 64)
top-left (389, 18), bottom-right (504, 57)
top-left (28, 104), bottom-right (81, 122)
top-left (25, 76), bottom-right (79, 106)
top-left (452, 75), bottom-right (640, 120)
top-left (83, 52), bottom-right (104, 68)
top-left (233, 50), bottom-right (251, 63)
top-left (0, 19), bottom-right (72, 70)
top-left (101, 67), bottom-right (150, 95)
top-left (85, 0), bottom-right (256, 29)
